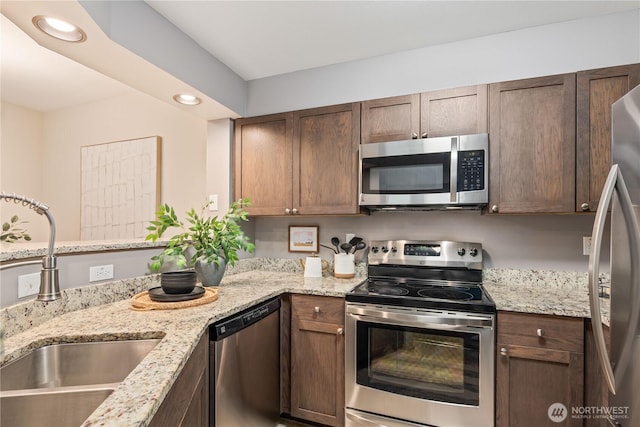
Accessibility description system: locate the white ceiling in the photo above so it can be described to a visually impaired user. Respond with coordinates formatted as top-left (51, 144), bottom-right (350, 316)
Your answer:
top-left (2, 1), bottom-right (639, 112)
top-left (146, 0), bottom-right (640, 81)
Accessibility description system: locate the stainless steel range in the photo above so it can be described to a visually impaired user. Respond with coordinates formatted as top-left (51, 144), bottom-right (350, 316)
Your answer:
top-left (345, 240), bottom-right (495, 427)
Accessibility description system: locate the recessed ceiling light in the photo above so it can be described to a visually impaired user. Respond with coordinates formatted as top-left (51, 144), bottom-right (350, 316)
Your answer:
top-left (32, 15), bottom-right (86, 42)
top-left (173, 94), bottom-right (202, 106)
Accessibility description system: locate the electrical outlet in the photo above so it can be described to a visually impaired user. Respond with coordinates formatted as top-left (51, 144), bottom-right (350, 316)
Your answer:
top-left (208, 194), bottom-right (218, 211)
top-left (583, 236), bottom-right (592, 256)
top-left (18, 272), bottom-right (40, 298)
top-left (90, 264), bottom-right (114, 282)
top-left (346, 233), bottom-right (355, 244)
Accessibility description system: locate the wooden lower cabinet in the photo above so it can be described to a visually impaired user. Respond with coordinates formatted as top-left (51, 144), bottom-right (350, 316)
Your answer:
top-left (496, 312), bottom-right (584, 427)
top-left (289, 294), bottom-right (345, 427)
top-left (150, 332), bottom-right (208, 427)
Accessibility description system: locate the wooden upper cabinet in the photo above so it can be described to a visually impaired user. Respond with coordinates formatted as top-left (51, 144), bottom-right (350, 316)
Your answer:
top-left (576, 64), bottom-right (640, 212)
top-left (420, 84), bottom-right (488, 138)
top-left (293, 103), bottom-right (360, 214)
top-left (234, 105), bottom-right (360, 216)
top-left (361, 94), bottom-right (420, 143)
top-left (489, 74), bottom-right (576, 214)
top-left (234, 113), bottom-right (294, 215)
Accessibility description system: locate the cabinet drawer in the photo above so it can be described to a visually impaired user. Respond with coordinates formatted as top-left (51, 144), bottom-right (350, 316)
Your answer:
top-left (292, 294), bottom-right (344, 324)
top-left (497, 312), bottom-right (583, 353)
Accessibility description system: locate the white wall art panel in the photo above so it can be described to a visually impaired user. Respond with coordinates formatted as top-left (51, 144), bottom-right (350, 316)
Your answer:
top-left (81, 136), bottom-right (161, 240)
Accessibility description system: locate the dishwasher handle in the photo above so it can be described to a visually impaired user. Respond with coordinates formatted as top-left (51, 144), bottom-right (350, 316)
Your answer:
top-left (210, 297), bottom-right (281, 341)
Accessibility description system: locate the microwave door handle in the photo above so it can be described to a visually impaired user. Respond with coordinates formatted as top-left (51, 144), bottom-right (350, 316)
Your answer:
top-left (450, 136), bottom-right (458, 204)
top-left (588, 165), bottom-right (640, 395)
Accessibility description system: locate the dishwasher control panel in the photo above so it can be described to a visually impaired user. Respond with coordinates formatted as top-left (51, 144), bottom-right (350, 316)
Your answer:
top-left (211, 297), bottom-right (281, 340)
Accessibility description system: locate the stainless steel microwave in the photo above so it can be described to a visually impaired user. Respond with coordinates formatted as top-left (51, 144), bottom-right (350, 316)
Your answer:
top-left (359, 134), bottom-right (489, 210)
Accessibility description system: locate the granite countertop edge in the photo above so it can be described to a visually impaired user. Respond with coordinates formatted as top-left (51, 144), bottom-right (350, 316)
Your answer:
top-left (0, 262), bottom-right (610, 426)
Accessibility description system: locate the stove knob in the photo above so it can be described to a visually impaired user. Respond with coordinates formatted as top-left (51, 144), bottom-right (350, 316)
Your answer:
top-left (391, 247), bottom-right (398, 253)
top-left (457, 248), bottom-right (466, 256)
top-left (469, 247), bottom-right (479, 257)
top-left (372, 246), bottom-right (379, 254)
top-left (382, 246), bottom-right (389, 253)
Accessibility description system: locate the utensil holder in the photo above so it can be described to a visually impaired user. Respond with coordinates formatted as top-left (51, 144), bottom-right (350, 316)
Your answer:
top-left (334, 253), bottom-right (355, 278)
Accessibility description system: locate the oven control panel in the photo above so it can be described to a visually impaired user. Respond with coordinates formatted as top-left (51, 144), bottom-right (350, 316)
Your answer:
top-left (368, 240), bottom-right (483, 269)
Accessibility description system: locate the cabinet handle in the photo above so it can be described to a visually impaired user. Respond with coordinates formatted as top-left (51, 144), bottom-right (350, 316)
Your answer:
top-left (411, 133), bottom-right (418, 139)
top-left (314, 306), bottom-right (320, 313)
top-left (536, 328), bottom-right (544, 337)
top-left (292, 208), bottom-right (299, 215)
top-left (491, 205), bottom-right (499, 213)
top-left (421, 132), bottom-right (428, 138)
top-left (337, 328), bottom-right (343, 335)
top-left (285, 208), bottom-right (291, 215)
top-left (581, 202), bottom-right (590, 211)
top-left (500, 347), bottom-right (508, 356)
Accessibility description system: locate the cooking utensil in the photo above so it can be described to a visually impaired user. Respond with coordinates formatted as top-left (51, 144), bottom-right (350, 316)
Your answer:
top-left (352, 241), bottom-right (366, 254)
top-left (331, 237), bottom-right (341, 254)
top-left (349, 236), bottom-right (363, 247)
top-left (340, 242), bottom-right (352, 254)
top-left (320, 243), bottom-right (338, 254)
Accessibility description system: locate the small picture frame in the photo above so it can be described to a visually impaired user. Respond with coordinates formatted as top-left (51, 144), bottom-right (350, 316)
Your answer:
top-left (288, 226), bottom-right (319, 253)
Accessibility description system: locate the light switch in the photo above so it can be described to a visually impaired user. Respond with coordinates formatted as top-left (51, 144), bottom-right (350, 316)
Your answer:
top-left (208, 194), bottom-right (218, 211)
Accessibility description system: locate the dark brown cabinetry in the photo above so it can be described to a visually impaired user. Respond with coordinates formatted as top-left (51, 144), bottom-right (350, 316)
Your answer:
top-left (290, 294), bottom-right (345, 426)
top-left (150, 332), bottom-right (208, 427)
top-left (234, 112), bottom-right (294, 216)
top-left (234, 104), bottom-right (360, 216)
top-left (361, 85), bottom-right (487, 144)
top-left (496, 312), bottom-right (584, 427)
top-left (489, 74), bottom-right (577, 214)
top-left (576, 64), bottom-right (640, 212)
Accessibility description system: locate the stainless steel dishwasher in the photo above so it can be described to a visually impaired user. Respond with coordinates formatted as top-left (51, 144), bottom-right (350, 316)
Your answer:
top-left (209, 297), bottom-right (281, 427)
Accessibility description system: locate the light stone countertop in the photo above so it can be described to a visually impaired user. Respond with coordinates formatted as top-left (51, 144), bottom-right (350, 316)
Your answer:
top-left (1, 263), bottom-right (364, 427)
top-left (0, 239), bottom-right (167, 262)
top-left (0, 261), bottom-right (610, 426)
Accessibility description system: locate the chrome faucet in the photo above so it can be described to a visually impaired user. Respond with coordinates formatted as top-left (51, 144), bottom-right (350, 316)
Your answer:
top-left (0, 192), bottom-right (61, 301)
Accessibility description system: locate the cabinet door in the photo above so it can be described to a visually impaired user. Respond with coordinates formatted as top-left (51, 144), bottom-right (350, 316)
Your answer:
top-left (361, 94), bottom-right (420, 143)
top-left (234, 113), bottom-right (294, 215)
top-left (290, 295), bottom-right (345, 427)
top-left (576, 64), bottom-right (640, 212)
top-left (496, 344), bottom-right (584, 427)
top-left (420, 84), bottom-right (488, 138)
top-left (584, 321), bottom-right (611, 427)
top-left (489, 74), bottom-right (576, 213)
top-left (293, 103), bottom-right (360, 214)
top-left (291, 318), bottom-right (345, 427)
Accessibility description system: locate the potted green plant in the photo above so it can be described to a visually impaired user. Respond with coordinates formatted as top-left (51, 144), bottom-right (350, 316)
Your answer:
top-left (145, 198), bottom-right (255, 286)
top-left (1, 215), bottom-right (31, 243)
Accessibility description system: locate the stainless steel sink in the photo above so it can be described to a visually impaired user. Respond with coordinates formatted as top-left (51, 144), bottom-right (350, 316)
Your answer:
top-left (1, 386), bottom-right (115, 427)
top-left (1, 338), bottom-right (160, 390)
top-left (0, 339), bottom-right (161, 426)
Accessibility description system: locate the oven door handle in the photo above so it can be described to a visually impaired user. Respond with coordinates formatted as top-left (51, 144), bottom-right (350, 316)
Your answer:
top-left (346, 309), bottom-right (493, 329)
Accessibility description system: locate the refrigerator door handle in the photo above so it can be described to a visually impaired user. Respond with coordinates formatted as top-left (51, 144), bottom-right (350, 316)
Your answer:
top-left (588, 164), bottom-right (640, 395)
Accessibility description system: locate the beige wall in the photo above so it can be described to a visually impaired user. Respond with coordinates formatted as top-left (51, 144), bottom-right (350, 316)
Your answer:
top-left (0, 102), bottom-right (49, 242)
top-left (2, 92), bottom-right (209, 242)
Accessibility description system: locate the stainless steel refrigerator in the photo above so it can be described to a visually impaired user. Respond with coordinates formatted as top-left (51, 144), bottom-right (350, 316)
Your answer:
top-left (589, 83), bottom-right (640, 427)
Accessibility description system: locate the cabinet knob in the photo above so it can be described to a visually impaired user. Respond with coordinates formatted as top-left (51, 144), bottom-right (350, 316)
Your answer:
top-left (292, 208), bottom-right (299, 215)
top-left (285, 208), bottom-right (291, 215)
top-left (421, 132), bottom-right (428, 138)
top-left (411, 133), bottom-right (418, 139)
top-left (500, 347), bottom-right (508, 356)
top-left (314, 306), bottom-right (320, 313)
top-left (536, 328), bottom-right (544, 337)
top-left (581, 202), bottom-right (590, 211)
top-left (491, 205), bottom-right (499, 213)
top-left (337, 328), bottom-right (343, 335)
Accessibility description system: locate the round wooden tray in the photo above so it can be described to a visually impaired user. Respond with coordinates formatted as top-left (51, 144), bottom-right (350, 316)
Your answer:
top-left (130, 287), bottom-right (218, 311)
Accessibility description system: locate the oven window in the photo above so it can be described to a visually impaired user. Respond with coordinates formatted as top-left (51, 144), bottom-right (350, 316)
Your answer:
top-left (355, 321), bottom-right (480, 406)
top-left (362, 153), bottom-right (450, 194)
